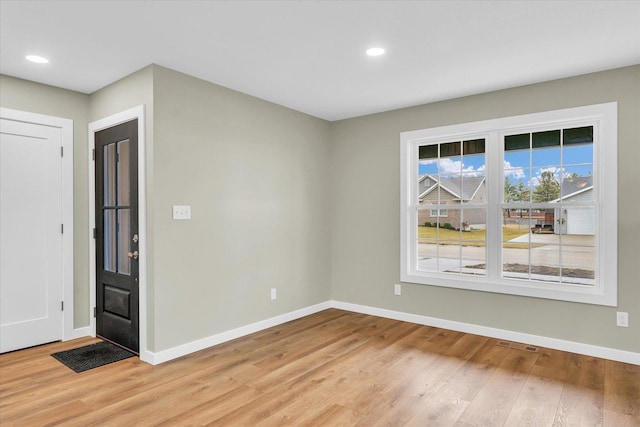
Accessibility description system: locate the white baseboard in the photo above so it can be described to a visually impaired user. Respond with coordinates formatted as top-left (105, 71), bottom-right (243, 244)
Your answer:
top-left (67, 326), bottom-right (91, 340)
top-left (139, 299), bottom-right (639, 366)
top-left (330, 300), bottom-right (640, 366)
top-left (147, 301), bottom-right (332, 365)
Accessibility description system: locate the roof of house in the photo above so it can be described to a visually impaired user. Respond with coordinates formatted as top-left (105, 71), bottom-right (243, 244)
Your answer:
top-left (418, 174), bottom-right (485, 201)
top-left (552, 176), bottom-right (593, 201)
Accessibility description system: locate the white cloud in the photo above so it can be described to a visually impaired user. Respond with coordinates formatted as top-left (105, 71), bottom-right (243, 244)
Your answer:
top-left (419, 158), bottom-right (485, 177)
top-left (529, 167), bottom-right (565, 187)
top-left (503, 160), bottom-right (525, 180)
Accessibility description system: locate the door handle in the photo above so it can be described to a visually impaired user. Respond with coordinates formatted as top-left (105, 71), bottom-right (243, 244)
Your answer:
top-left (127, 251), bottom-right (139, 260)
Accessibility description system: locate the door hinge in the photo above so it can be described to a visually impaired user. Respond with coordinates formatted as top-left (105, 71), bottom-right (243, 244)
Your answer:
top-left (92, 148), bottom-right (95, 161)
top-left (93, 307), bottom-right (97, 318)
top-left (93, 227), bottom-right (97, 239)
top-left (61, 146), bottom-right (64, 157)
top-left (61, 224), bottom-right (64, 234)
top-left (61, 301), bottom-right (64, 311)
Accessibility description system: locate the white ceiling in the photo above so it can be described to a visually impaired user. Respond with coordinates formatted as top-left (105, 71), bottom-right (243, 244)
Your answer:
top-left (1, 1), bottom-right (639, 121)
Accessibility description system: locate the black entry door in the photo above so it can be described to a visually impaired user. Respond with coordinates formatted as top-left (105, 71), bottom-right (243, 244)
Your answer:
top-left (95, 119), bottom-right (139, 353)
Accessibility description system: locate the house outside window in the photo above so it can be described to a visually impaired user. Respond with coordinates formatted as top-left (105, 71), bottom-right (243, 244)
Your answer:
top-left (400, 103), bottom-right (617, 306)
top-left (429, 208), bottom-right (448, 218)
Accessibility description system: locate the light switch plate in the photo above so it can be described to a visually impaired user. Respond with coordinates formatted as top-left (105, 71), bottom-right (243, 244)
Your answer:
top-left (172, 205), bottom-right (191, 220)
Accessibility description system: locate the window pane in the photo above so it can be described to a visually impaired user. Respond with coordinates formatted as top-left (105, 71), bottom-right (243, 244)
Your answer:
top-left (461, 208), bottom-right (486, 236)
top-left (418, 158), bottom-right (438, 176)
top-left (461, 173), bottom-right (486, 204)
top-left (463, 153), bottom-right (485, 172)
top-left (440, 174), bottom-right (461, 207)
top-left (439, 158), bottom-right (462, 176)
top-left (417, 217), bottom-right (439, 272)
top-left (419, 144), bottom-right (438, 160)
top-left (504, 170), bottom-right (531, 203)
top-left (117, 139), bottom-right (130, 206)
top-left (463, 139), bottom-right (485, 155)
top-left (532, 130), bottom-right (560, 148)
top-left (460, 208), bottom-right (486, 275)
top-left (504, 149), bottom-right (529, 170)
top-left (418, 174), bottom-right (437, 204)
top-left (104, 209), bottom-right (116, 272)
top-left (561, 207), bottom-right (595, 236)
top-left (417, 209), bottom-right (487, 275)
top-left (531, 168), bottom-right (560, 202)
top-left (563, 142), bottom-right (593, 166)
top-left (439, 142), bottom-right (462, 176)
top-left (103, 143), bottom-right (116, 206)
top-left (561, 169), bottom-right (593, 202)
top-left (560, 240), bottom-right (595, 285)
top-left (117, 209), bottom-right (131, 275)
top-left (532, 145), bottom-right (560, 167)
top-left (502, 243), bottom-right (530, 280)
top-left (505, 133), bottom-right (529, 151)
top-left (563, 126), bottom-right (593, 145)
top-left (440, 141), bottom-right (461, 157)
top-left (530, 244), bottom-right (561, 283)
top-left (503, 208), bottom-right (532, 242)
top-left (419, 209), bottom-right (434, 226)
top-left (502, 208), bottom-right (532, 280)
top-left (461, 245), bottom-right (486, 276)
top-left (437, 241), bottom-right (462, 274)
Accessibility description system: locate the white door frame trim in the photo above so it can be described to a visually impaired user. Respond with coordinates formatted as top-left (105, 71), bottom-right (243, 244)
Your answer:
top-left (0, 107), bottom-right (74, 343)
top-left (88, 105), bottom-right (150, 363)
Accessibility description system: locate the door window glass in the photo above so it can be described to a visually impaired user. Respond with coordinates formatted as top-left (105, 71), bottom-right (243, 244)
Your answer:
top-left (117, 139), bottom-right (130, 206)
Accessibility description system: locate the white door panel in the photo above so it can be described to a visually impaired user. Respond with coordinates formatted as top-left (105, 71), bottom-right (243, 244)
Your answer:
top-left (1, 119), bottom-right (62, 353)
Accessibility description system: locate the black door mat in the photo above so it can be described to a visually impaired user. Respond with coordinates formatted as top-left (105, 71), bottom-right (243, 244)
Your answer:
top-left (51, 341), bottom-right (135, 373)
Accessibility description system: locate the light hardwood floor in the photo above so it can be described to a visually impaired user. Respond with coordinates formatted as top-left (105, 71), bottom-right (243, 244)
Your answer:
top-left (1, 309), bottom-right (638, 426)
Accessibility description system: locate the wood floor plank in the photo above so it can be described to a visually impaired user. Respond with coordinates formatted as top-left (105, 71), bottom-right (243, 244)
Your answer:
top-left (603, 409), bottom-right (640, 427)
top-left (155, 385), bottom-right (264, 427)
top-left (552, 355), bottom-right (606, 427)
top-left (604, 359), bottom-right (640, 419)
top-left (304, 404), bottom-right (362, 426)
top-left (404, 395), bottom-right (471, 427)
top-left (455, 348), bottom-right (539, 426)
top-left (1, 308), bottom-right (637, 427)
top-left (502, 370), bottom-right (564, 426)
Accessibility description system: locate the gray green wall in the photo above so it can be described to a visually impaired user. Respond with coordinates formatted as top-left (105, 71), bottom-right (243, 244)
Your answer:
top-left (151, 66), bottom-right (331, 351)
top-left (330, 65), bottom-right (640, 353)
top-left (2, 64), bottom-right (637, 355)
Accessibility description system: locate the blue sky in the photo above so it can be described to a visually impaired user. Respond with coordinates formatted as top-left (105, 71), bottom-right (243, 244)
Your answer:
top-left (418, 144), bottom-right (593, 182)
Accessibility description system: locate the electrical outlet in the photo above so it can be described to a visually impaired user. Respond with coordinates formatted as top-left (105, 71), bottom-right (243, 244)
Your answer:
top-left (394, 284), bottom-right (402, 296)
top-left (270, 288), bottom-right (277, 301)
top-left (616, 311), bottom-right (628, 327)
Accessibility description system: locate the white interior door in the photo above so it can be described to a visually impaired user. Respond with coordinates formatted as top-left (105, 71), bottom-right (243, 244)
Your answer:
top-left (0, 118), bottom-right (63, 353)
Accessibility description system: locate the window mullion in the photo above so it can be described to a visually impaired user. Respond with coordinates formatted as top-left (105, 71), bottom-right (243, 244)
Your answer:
top-left (486, 131), bottom-right (501, 281)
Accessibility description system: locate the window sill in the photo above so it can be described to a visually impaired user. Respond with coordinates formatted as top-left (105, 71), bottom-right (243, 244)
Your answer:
top-left (401, 271), bottom-right (616, 306)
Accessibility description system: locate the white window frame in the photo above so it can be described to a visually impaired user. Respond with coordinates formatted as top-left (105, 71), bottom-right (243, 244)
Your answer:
top-left (400, 103), bottom-right (617, 306)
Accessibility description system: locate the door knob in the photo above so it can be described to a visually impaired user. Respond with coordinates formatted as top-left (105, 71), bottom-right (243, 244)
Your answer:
top-left (127, 251), bottom-right (139, 260)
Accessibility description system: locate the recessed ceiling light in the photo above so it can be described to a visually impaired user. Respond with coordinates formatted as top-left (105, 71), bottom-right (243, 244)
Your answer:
top-left (366, 47), bottom-right (385, 57)
top-left (26, 55), bottom-right (49, 64)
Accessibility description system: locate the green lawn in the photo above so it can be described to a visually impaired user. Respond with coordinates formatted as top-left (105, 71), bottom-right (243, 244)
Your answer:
top-left (417, 226), bottom-right (539, 248)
